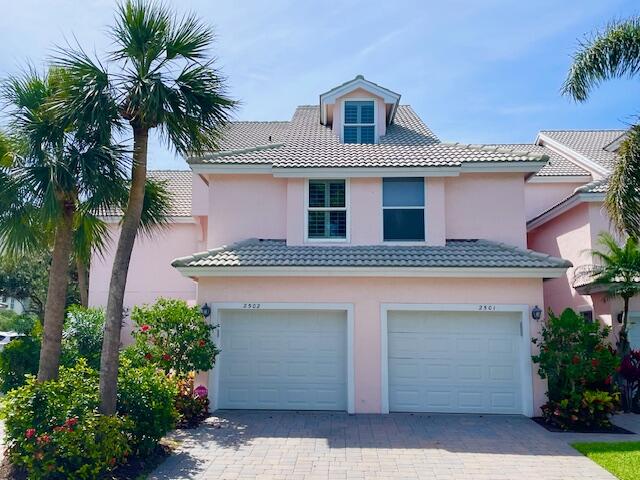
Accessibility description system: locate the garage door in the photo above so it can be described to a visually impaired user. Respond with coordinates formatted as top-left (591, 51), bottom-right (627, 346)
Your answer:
top-left (217, 309), bottom-right (347, 411)
top-left (388, 310), bottom-right (523, 414)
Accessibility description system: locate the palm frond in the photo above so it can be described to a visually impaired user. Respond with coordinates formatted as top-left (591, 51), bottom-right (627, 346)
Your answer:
top-left (605, 124), bottom-right (640, 237)
top-left (73, 212), bottom-right (111, 264)
top-left (136, 177), bottom-right (172, 237)
top-left (562, 16), bottom-right (640, 101)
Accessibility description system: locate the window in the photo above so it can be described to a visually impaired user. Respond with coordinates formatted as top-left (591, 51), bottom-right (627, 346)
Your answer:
top-left (307, 180), bottom-right (347, 240)
top-left (580, 310), bottom-right (594, 323)
top-left (344, 100), bottom-right (375, 144)
top-left (383, 177), bottom-right (425, 241)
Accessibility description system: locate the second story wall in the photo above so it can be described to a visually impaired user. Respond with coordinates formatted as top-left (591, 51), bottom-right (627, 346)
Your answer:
top-left (525, 182), bottom-right (585, 221)
top-left (445, 173), bottom-right (527, 248)
top-left (207, 174), bottom-right (287, 247)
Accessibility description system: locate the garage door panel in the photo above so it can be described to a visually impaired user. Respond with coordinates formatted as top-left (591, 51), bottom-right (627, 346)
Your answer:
top-left (218, 309), bottom-right (348, 411)
top-left (388, 310), bottom-right (523, 414)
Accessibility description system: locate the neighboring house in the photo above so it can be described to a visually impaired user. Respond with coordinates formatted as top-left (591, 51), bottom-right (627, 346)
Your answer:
top-left (0, 296), bottom-right (26, 315)
top-left (91, 75), bottom-right (572, 417)
top-left (524, 130), bottom-right (634, 345)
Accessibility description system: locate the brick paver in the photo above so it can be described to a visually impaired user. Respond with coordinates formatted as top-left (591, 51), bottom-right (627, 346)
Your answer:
top-left (149, 412), bottom-right (640, 480)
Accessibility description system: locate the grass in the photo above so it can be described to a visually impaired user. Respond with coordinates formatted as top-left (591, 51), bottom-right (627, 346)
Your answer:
top-left (572, 441), bottom-right (640, 480)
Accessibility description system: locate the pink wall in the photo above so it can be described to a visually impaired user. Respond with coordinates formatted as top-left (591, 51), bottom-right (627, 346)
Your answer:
top-left (89, 222), bottom-right (200, 340)
top-left (527, 203), bottom-right (592, 315)
top-left (191, 173), bottom-right (209, 216)
top-left (197, 276), bottom-right (546, 414)
top-left (524, 182), bottom-right (585, 221)
top-left (206, 174), bottom-right (287, 247)
top-left (445, 173), bottom-right (527, 247)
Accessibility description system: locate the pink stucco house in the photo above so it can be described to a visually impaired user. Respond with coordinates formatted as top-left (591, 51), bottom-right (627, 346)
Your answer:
top-left (91, 76), bottom-right (588, 416)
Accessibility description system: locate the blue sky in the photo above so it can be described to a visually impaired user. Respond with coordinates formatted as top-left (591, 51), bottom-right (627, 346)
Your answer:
top-left (0, 0), bottom-right (638, 169)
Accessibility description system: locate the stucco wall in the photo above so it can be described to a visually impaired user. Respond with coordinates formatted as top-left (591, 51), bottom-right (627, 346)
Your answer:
top-left (524, 182), bottom-right (584, 221)
top-left (197, 276), bottom-right (546, 415)
top-left (331, 87), bottom-right (387, 139)
top-left (527, 203), bottom-right (592, 315)
top-left (445, 173), bottom-right (527, 247)
top-left (89, 222), bottom-right (200, 339)
top-left (206, 174), bottom-right (287, 247)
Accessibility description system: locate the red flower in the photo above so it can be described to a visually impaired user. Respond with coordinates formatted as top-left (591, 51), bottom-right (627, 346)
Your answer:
top-left (140, 324), bottom-right (151, 333)
top-left (571, 355), bottom-right (580, 365)
top-left (604, 375), bottom-right (612, 385)
top-left (162, 353), bottom-right (171, 361)
top-left (37, 434), bottom-right (51, 445)
top-left (65, 417), bottom-right (78, 427)
top-left (108, 457), bottom-right (116, 466)
top-left (144, 353), bottom-right (153, 360)
top-left (25, 428), bottom-right (36, 439)
top-left (591, 359), bottom-right (600, 368)
top-left (198, 339), bottom-right (206, 347)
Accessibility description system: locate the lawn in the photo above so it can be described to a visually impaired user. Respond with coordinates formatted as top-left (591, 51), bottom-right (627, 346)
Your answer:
top-left (572, 442), bottom-right (640, 480)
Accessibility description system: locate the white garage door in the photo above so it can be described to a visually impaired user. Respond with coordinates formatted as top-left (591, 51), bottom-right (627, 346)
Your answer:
top-left (388, 310), bottom-right (523, 414)
top-left (217, 309), bottom-right (347, 411)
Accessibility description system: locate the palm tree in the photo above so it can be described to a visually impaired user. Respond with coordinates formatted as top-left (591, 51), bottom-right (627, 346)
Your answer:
top-left (54, 0), bottom-right (236, 413)
top-left (589, 233), bottom-right (640, 355)
top-left (0, 69), bottom-right (129, 381)
top-left (562, 16), bottom-right (640, 237)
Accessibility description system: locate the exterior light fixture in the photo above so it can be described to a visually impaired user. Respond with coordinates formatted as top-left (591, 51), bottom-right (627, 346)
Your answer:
top-left (531, 305), bottom-right (542, 321)
top-left (201, 302), bottom-right (211, 319)
top-left (617, 312), bottom-right (624, 324)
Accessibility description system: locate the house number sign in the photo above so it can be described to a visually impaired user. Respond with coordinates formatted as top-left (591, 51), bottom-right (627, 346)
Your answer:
top-left (477, 304), bottom-right (497, 311)
top-left (242, 303), bottom-right (261, 309)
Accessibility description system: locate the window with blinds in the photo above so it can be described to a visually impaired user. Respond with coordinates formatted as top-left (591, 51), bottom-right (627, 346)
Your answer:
top-left (307, 180), bottom-right (347, 240)
top-left (343, 101), bottom-right (375, 144)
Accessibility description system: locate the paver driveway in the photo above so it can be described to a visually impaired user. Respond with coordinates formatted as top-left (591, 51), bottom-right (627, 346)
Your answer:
top-left (150, 411), bottom-right (639, 480)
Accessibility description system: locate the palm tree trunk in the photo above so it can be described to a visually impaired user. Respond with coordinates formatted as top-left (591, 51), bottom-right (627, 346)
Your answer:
top-left (77, 257), bottom-right (89, 308)
top-left (99, 126), bottom-right (149, 414)
top-left (620, 296), bottom-right (631, 356)
top-left (37, 200), bottom-right (75, 382)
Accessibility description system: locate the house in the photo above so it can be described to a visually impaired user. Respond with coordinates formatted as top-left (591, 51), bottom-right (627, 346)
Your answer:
top-left (90, 76), bottom-right (579, 416)
top-left (523, 130), bottom-right (636, 346)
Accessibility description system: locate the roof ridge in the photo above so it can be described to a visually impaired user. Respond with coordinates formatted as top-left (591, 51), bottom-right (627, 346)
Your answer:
top-left (478, 239), bottom-right (573, 267)
top-left (444, 142), bottom-right (548, 161)
top-left (539, 129), bottom-right (627, 133)
top-left (229, 120), bottom-right (290, 124)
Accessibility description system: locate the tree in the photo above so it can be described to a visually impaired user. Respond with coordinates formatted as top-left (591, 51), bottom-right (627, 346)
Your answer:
top-left (590, 233), bottom-right (640, 355)
top-left (54, 0), bottom-right (236, 413)
top-left (562, 16), bottom-right (640, 237)
top-left (0, 69), bottom-right (129, 382)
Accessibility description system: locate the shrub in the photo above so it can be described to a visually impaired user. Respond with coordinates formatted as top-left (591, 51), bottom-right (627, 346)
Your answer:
top-left (0, 325), bottom-right (41, 392)
top-left (61, 305), bottom-right (104, 370)
top-left (175, 373), bottom-right (209, 428)
top-left (0, 311), bottom-right (37, 334)
top-left (129, 298), bottom-right (219, 375)
top-left (117, 358), bottom-right (178, 456)
top-left (532, 308), bottom-right (620, 429)
top-left (1, 361), bottom-right (130, 479)
top-left (620, 350), bottom-right (640, 412)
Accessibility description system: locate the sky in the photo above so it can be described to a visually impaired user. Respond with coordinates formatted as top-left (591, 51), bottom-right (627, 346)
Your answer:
top-left (0, 0), bottom-right (638, 169)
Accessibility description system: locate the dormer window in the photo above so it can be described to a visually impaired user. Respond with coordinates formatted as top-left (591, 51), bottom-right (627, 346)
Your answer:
top-left (343, 101), bottom-right (375, 144)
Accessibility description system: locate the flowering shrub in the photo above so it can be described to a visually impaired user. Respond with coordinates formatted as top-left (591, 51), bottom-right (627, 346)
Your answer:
top-left (129, 298), bottom-right (219, 375)
top-left (117, 358), bottom-right (178, 456)
top-left (1, 361), bottom-right (130, 479)
top-left (175, 374), bottom-right (209, 428)
top-left (532, 308), bottom-right (620, 429)
top-left (620, 350), bottom-right (640, 412)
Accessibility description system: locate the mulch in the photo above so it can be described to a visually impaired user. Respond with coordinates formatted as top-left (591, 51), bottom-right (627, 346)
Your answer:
top-left (531, 416), bottom-right (636, 434)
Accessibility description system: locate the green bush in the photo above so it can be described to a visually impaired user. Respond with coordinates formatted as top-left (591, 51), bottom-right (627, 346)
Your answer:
top-left (1, 361), bottom-right (130, 479)
top-left (61, 305), bottom-right (104, 370)
top-left (0, 323), bottom-right (41, 392)
top-left (129, 298), bottom-right (219, 375)
top-left (532, 308), bottom-right (620, 429)
top-left (117, 358), bottom-right (178, 456)
top-left (0, 311), bottom-right (37, 334)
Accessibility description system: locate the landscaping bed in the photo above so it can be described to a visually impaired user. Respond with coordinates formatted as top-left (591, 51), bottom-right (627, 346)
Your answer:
top-left (532, 417), bottom-right (634, 434)
top-left (572, 442), bottom-right (640, 480)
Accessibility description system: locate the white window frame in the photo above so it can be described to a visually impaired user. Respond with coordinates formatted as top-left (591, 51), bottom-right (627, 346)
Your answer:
top-left (304, 178), bottom-right (351, 243)
top-left (381, 177), bottom-right (427, 244)
top-left (342, 98), bottom-right (377, 144)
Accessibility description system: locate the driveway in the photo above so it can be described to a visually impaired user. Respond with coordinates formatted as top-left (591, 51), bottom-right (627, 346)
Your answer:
top-left (150, 411), bottom-right (639, 480)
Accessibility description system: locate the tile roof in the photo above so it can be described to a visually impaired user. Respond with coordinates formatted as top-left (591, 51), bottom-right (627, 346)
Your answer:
top-left (172, 238), bottom-right (571, 270)
top-left (487, 144), bottom-right (590, 177)
top-left (101, 170), bottom-right (193, 218)
top-left (539, 130), bottom-right (626, 171)
top-left (191, 106), bottom-right (548, 169)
